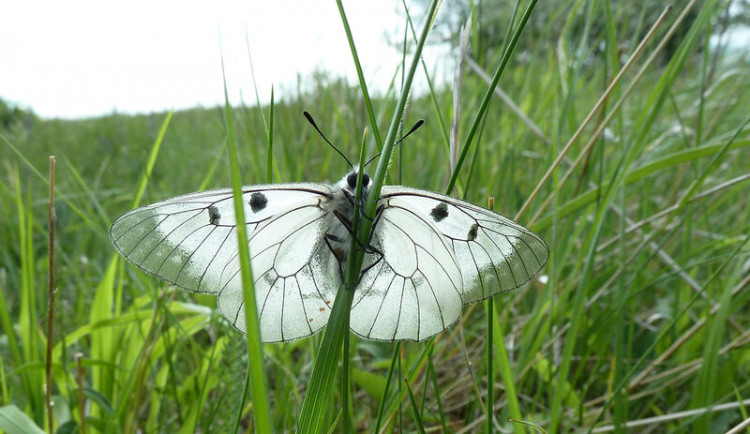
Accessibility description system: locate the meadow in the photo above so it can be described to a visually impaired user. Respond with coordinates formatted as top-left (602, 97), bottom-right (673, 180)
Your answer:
top-left (1, 0), bottom-right (750, 432)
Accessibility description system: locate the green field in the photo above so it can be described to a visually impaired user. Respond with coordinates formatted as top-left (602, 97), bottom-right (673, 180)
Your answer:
top-left (2, 0), bottom-right (750, 432)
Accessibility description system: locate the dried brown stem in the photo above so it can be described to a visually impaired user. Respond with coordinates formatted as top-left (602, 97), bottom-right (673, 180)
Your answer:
top-left (515, 6), bottom-right (674, 222)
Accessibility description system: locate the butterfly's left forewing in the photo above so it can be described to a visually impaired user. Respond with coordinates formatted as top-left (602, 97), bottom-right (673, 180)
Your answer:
top-left (110, 184), bottom-right (339, 342)
top-left (380, 186), bottom-right (549, 303)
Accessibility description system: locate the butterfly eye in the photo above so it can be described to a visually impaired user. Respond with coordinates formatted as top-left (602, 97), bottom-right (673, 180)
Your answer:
top-left (347, 173), bottom-right (358, 189)
top-left (346, 172), bottom-right (370, 189)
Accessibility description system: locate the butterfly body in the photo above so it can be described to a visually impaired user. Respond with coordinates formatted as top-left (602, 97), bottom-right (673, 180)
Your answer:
top-left (111, 169), bottom-right (548, 342)
top-left (322, 169), bottom-right (372, 264)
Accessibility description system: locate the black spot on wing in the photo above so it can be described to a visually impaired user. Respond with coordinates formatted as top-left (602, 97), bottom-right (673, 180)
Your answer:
top-left (430, 202), bottom-right (449, 222)
top-left (249, 192), bottom-right (268, 212)
top-left (208, 205), bottom-right (221, 225)
top-left (467, 223), bottom-right (478, 241)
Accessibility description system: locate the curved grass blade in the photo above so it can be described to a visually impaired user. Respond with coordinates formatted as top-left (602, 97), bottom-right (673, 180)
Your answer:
top-left (220, 59), bottom-right (272, 434)
top-left (297, 1), bottom-right (441, 432)
top-left (445, 0), bottom-right (540, 196)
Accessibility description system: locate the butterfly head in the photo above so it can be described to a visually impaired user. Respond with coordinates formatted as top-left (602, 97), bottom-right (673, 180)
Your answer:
top-left (336, 167), bottom-right (372, 207)
top-left (340, 166), bottom-right (370, 193)
top-left (346, 169), bottom-right (370, 190)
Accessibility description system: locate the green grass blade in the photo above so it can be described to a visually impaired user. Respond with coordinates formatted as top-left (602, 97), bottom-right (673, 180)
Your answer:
top-left (427, 350), bottom-right (447, 432)
top-left (298, 3), bottom-right (440, 432)
top-left (492, 300), bottom-right (524, 433)
top-left (221, 62), bottom-right (272, 434)
top-left (342, 332), bottom-right (352, 433)
top-left (267, 88), bottom-right (275, 183)
top-left (334, 0), bottom-right (383, 149)
top-left (0, 405), bottom-right (45, 434)
top-left (404, 379), bottom-right (426, 434)
top-left (445, 0), bottom-right (539, 196)
top-left (297, 282), bottom-right (353, 433)
top-left (364, 0), bottom-right (439, 215)
top-left (690, 240), bottom-right (745, 430)
top-left (12, 168), bottom-right (44, 425)
top-left (485, 298), bottom-right (494, 433)
top-left (374, 342), bottom-right (401, 433)
top-left (403, 2), bottom-right (450, 153)
top-left (130, 111), bottom-right (172, 209)
top-left (342, 129), bottom-right (368, 434)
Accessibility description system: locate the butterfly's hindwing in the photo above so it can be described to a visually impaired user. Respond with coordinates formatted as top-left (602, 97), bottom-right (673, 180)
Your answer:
top-left (380, 186), bottom-right (549, 303)
top-left (350, 197), bottom-right (463, 342)
top-left (218, 195), bottom-right (339, 342)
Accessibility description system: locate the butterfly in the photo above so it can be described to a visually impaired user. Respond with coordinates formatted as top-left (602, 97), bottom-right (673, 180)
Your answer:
top-left (110, 116), bottom-right (548, 343)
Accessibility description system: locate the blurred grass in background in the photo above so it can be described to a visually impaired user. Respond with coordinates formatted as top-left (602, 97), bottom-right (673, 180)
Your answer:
top-left (2, 0), bottom-right (750, 432)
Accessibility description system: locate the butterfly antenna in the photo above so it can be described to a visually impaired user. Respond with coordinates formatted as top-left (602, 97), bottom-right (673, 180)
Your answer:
top-left (303, 111), bottom-right (354, 169)
top-left (364, 119), bottom-right (425, 167)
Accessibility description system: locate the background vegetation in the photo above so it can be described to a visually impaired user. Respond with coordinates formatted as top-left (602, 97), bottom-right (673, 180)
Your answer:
top-left (2, 0), bottom-right (750, 432)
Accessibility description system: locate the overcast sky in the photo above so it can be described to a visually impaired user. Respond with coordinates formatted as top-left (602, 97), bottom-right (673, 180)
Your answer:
top-left (1, 0), bottom-right (447, 119)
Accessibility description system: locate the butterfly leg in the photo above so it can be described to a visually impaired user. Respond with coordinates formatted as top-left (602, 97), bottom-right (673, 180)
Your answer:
top-left (328, 205), bottom-right (386, 289)
top-left (341, 188), bottom-right (375, 223)
top-left (350, 204), bottom-right (387, 287)
top-left (324, 231), bottom-right (382, 289)
top-left (324, 233), bottom-right (349, 281)
top-left (356, 250), bottom-right (383, 284)
top-left (332, 209), bottom-right (377, 254)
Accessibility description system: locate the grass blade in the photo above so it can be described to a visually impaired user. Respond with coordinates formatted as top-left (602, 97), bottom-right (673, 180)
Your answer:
top-left (445, 0), bottom-right (539, 196)
top-left (334, 0), bottom-right (383, 149)
top-left (404, 379), bottom-right (426, 434)
top-left (221, 60), bottom-right (272, 434)
top-left (297, 1), bottom-right (440, 432)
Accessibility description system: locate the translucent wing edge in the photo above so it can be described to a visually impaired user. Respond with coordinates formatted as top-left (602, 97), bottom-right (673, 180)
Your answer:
top-left (380, 186), bottom-right (550, 299)
top-left (109, 183), bottom-right (333, 293)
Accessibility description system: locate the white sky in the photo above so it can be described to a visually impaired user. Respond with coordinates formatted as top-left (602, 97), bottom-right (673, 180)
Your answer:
top-left (1, 0), bottom-right (447, 119)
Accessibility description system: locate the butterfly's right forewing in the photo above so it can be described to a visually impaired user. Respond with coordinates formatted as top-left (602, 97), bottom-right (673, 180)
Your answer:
top-left (110, 184), bottom-right (338, 342)
top-left (350, 197), bottom-right (463, 342)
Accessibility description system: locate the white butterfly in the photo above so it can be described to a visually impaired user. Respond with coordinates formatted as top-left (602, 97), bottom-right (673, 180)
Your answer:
top-left (110, 167), bottom-right (549, 343)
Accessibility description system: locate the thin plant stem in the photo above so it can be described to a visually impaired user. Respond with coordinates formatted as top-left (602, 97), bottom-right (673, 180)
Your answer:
top-left (45, 156), bottom-right (56, 434)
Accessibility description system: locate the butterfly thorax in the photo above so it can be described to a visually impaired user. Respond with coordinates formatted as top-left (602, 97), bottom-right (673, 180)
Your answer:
top-left (325, 169), bottom-right (372, 263)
